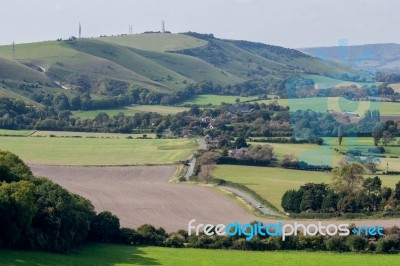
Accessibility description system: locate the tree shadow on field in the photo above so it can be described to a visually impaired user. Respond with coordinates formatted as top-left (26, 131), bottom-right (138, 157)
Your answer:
top-left (0, 244), bottom-right (161, 266)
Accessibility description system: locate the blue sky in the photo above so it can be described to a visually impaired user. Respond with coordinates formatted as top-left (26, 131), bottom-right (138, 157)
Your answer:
top-left (1, 0), bottom-right (399, 48)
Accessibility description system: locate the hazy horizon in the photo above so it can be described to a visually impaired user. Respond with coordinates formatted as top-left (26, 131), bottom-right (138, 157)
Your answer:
top-left (1, 0), bottom-right (399, 48)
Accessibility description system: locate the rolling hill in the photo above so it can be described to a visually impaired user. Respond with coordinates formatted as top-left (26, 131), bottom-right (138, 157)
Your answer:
top-left (300, 43), bottom-right (400, 73)
top-left (0, 32), bottom-right (358, 105)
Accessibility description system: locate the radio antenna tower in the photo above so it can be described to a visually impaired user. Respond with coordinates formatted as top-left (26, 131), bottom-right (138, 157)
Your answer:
top-left (79, 22), bottom-right (82, 38)
top-left (129, 25), bottom-right (133, 35)
top-left (162, 21), bottom-right (165, 33)
top-left (12, 42), bottom-right (15, 61)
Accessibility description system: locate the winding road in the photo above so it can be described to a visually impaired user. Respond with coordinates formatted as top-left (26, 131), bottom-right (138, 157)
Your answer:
top-left (219, 186), bottom-right (281, 216)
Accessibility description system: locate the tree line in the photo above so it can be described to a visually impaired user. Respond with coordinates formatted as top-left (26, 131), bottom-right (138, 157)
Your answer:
top-left (281, 163), bottom-right (400, 217)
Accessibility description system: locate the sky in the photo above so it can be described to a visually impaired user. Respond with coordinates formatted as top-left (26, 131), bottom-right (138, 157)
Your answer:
top-left (1, 0), bottom-right (399, 48)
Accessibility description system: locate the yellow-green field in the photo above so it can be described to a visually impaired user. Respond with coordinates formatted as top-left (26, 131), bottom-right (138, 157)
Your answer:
top-left (0, 129), bottom-right (33, 136)
top-left (250, 141), bottom-right (342, 167)
top-left (0, 136), bottom-right (195, 165)
top-left (72, 105), bottom-right (189, 119)
top-left (182, 94), bottom-right (258, 105)
top-left (29, 130), bottom-right (156, 138)
top-left (302, 74), bottom-right (369, 89)
top-left (256, 97), bottom-right (400, 116)
top-left (214, 165), bottom-right (400, 211)
top-left (1, 243), bottom-right (397, 266)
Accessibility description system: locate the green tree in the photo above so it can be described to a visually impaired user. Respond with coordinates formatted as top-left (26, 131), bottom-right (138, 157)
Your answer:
top-left (233, 137), bottom-right (248, 149)
top-left (0, 181), bottom-right (36, 246)
top-left (281, 189), bottom-right (303, 213)
top-left (90, 211), bottom-right (120, 243)
top-left (363, 176), bottom-right (381, 194)
top-left (372, 122), bottom-right (383, 146)
top-left (332, 163), bottom-right (364, 193)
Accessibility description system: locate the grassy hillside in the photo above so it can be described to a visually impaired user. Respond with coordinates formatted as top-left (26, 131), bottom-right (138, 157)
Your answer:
top-left (69, 39), bottom-right (191, 90)
top-left (1, 243), bottom-right (396, 266)
top-left (133, 48), bottom-right (243, 85)
top-left (0, 33), bottom-right (359, 106)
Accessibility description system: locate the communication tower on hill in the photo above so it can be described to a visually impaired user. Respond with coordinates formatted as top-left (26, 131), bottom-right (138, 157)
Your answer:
top-left (162, 21), bottom-right (165, 33)
top-left (12, 42), bottom-right (15, 61)
top-left (79, 22), bottom-right (82, 38)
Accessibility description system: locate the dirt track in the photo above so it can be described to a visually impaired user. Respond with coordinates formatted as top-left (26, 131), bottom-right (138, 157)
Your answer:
top-left (30, 165), bottom-right (400, 232)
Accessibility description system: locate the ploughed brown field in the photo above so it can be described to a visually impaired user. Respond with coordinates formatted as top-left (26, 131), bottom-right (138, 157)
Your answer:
top-left (30, 165), bottom-right (400, 232)
top-left (30, 165), bottom-right (256, 231)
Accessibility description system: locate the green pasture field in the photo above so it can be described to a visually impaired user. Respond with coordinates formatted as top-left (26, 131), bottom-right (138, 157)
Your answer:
top-left (214, 165), bottom-right (399, 211)
top-left (0, 244), bottom-right (397, 266)
top-left (250, 141), bottom-right (343, 167)
top-left (302, 74), bottom-right (369, 89)
top-left (0, 129), bottom-right (33, 136)
top-left (182, 94), bottom-right (258, 105)
top-left (256, 97), bottom-right (400, 116)
top-left (252, 137), bottom-right (400, 170)
top-left (72, 105), bottom-right (189, 119)
top-left (0, 136), bottom-right (195, 165)
top-left (323, 137), bottom-right (400, 171)
top-left (29, 130), bottom-right (156, 138)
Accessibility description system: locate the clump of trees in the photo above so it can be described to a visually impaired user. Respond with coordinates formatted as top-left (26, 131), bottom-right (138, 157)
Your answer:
top-left (0, 150), bottom-right (95, 252)
top-left (281, 163), bottom-right (400, 216)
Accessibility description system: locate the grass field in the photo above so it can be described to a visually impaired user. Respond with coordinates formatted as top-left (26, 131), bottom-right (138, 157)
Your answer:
top-left (302, 74), bottom-right (369, 89)
top-left (1, 244), bottom-right (397, 266)
top-left (250, 141), bottom-right (342, 166)
top-left (0, 129), bottom-right (33, 136)
top-left (256, 97), bottom-right (400, 116)
top-left (29, 131), bottom-right (156, 138)
top-left (0, 136), bottom-right (195, 165)
top-left (252, 137), bottom-right (400, 170)
top-left (214, 165), bottom-right (399, 210)
top-left (72, 105), bottom-right (189, 119)
top-left (323, 137), bottom-right (400, 171)
top-left (182, 94), bottom-right (258, 105)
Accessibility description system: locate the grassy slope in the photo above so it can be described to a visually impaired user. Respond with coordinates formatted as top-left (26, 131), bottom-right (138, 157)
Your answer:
top-left (70, 39), bottom-right (192, 90)
top-left (1, 244), bottom-right (397, 266)
top-left (230, 40), bottom-right (354, 76)
top-left (0, 57), bottom-right (51, 83)
top-left (0, 136), bottom-right (195, 165)
top-left (133, 48), bottom-right (243, 85)
top-left (0, 41), bottom-right (166, 93)
top-left (0, 87), bottom-right (43, 106)
top-left (72, 105), bottom-right (189, 119)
